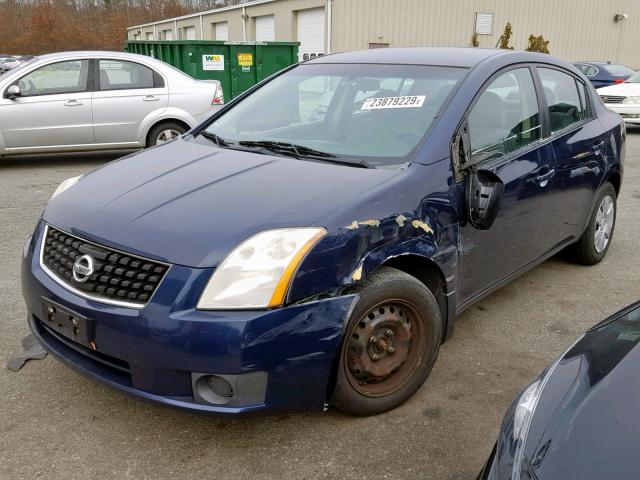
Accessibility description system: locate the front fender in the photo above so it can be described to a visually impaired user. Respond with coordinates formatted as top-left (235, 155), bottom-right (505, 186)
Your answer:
top-left (287, 209), bottom-right (452, 302)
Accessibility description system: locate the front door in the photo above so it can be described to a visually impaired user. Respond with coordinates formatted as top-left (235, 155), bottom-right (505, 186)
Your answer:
top-left (0, 59), bottom-right (93, 153)
top-left (91, 59), bottom-right (168, 147)
top-left (456, 67), bottom-right (561, 307)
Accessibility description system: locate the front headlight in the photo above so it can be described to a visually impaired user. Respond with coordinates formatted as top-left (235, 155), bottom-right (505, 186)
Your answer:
top-left (510, 334), bottom-right (584, 480)
top-left (197, 227), bottom-right (327, 310)
top-left (50, 175), bottom-right (82, 202)
top-left (623, 96), bottom-right (640, 104)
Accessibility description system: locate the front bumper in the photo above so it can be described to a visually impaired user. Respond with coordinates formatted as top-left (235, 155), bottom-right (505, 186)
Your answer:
top-left (604, 103), bottom-right (640, 123)
top-left (22, 221), bottom-right (357, 414)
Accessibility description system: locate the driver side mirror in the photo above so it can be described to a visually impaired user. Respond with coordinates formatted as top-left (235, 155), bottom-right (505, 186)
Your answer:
top-left (465, 169), bottom-right (504, 230)
top-left (6, 84), bottom-right (21, 99)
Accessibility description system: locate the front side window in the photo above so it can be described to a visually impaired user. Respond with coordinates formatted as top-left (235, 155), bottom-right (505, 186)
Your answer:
top-left (17, 60), bottom-right (89, 97)
top-left (539, 68), bottom-right (584, 132)
top-left (467, 68), bottom-right (541, 162)
top-left (98, 60), bottom-right (156, 91)
top-left (201, 63), bottom-right (467, 167)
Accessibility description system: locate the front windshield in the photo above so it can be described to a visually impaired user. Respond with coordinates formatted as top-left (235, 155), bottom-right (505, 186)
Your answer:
top-left (0, 57), bottom-right (37, 80)
top-left (625, 71), bottom-right (640, 83)
top-left (201, 63), bottom-right (467, 167)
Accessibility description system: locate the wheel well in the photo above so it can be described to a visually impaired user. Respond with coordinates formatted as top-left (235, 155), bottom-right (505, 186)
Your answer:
top-left (607, 172), bottom-right (621, 195)
top-left (381, 255), bottom-right (448, 340)
top-left (146, 119), bottom-right (190, 146)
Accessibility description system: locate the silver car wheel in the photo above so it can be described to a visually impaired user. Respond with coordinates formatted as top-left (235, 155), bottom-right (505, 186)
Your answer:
top-left (594, 195), bottom-right (614, 254)
top-left (156, 129), bottom-right (181, 144)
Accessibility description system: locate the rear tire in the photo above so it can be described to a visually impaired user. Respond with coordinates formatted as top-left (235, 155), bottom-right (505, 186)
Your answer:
top-left (147, 121), bottom-right (187, 147)
top-left (566, 182), bottom-right (617, 265)
top-left (332, 267), bottom-right (442, 416)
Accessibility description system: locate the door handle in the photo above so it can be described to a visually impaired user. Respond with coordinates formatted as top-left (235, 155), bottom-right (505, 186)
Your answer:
top-left (143, 95), bottom-right (160, 102)
top-left (535, 169), bottom-right (556, 187)
top-left (64, 100), bottom-right (82, 106)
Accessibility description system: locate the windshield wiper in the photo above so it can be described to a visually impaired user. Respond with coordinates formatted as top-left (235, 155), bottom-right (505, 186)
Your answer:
top-left (239, 140), bottom-right (335, 158)
top-left (238, 140), bottom-right (375, 169)
top-left (199, 131), bottom-right (232, 147)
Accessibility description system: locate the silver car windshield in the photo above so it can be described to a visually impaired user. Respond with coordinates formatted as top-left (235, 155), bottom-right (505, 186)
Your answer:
top-left (203, 63), bottom-right (467, 167)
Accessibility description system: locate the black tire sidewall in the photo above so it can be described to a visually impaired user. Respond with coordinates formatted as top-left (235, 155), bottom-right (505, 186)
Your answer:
top-left (333, 268), bottom-right (442, 416)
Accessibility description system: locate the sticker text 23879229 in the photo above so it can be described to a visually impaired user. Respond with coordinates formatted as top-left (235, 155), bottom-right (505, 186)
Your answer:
top-left (361, 95), bottom-right (426, 110)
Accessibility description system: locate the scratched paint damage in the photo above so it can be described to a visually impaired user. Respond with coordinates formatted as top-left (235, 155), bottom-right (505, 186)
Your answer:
top-left (411, 219), bottom-right (434, 235)
top-left (345, 219), bottom-right (381, 229)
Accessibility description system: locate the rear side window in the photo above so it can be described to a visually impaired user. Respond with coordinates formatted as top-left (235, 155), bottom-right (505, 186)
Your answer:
top-left (98, 60), bottom-right (160, 91)
top-left (468, 68), bottom-right (541, 162)
top-left (576, 81), bottom-right (591, 119)
top-left (539, 68), bottom-right (585, 132)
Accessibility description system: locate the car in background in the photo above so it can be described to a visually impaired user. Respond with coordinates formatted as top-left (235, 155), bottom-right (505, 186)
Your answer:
top-left (597, 70), bottom-right (640, 124)
top-left (22, 47), bottom-right (623, 416)
top-left (0, 51), bottom-right (223, 156)
top-left (478, 300), bottom-right (640, 480)
top-left (0, 55), bottom-right (20, 73)
top-left (573, 61), bottom-right (634, 88)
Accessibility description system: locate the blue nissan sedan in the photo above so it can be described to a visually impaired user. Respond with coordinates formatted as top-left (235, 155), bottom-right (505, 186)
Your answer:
top-left (21, 47), bottom-right (624, 416)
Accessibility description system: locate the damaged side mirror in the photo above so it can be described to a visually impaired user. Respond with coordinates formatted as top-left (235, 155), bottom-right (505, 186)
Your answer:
top-left (465, 169), bottom-right (504, 230)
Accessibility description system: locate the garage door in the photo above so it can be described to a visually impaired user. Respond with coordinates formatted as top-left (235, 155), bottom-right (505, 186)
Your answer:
top-left (183, 26), bottom-right (196, 40)
top-left (214, 22), bottom-right (229, 41)
top-left (297, 7), bottom-right (325, 61)
top-left (255, 15), bottom-right (275, 41)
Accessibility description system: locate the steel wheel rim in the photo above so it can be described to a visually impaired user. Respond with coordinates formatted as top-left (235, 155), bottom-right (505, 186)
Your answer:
top-left (344, 299), bottom-right (427, 398)
top-left (594, 195), bottom-right (614, 254)
top-left (156, 129), bottom-right (180, 144)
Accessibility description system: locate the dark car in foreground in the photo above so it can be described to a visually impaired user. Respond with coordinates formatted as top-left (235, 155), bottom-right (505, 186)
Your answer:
top-left (479, 300), bottom-right (640, 480)
top-left (21, 47), bottom-right (624, 416)
top-left (573, 61), bottom-right (634, 88)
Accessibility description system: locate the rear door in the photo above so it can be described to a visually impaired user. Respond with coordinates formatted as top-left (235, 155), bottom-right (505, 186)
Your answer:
top-left (456, 66), bottom-right (561, 306)
top-left (91, 58), bottom-right (168, 147)
top-left (0, 59), bottom-right (93, 151)
top-left (536, 66), bottom-right (607, 241)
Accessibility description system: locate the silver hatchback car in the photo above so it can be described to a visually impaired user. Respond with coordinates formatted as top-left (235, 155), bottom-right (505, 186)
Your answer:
top-left (0, 51), bottom-right (223, 156)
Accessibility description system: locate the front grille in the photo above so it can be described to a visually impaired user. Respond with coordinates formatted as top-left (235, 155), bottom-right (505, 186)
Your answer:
top-left (600, 95), bottom-right (626, 104)
top-left (41, 225), bottom-right (169, 306)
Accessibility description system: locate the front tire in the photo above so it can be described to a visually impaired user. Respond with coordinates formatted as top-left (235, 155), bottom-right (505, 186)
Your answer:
top-left (332, 267), bottom-right (442, 416)
top-left (567, 182), bottom-right (617, 265)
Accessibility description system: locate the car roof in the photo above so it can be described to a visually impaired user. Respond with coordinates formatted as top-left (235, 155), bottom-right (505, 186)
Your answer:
top-left (34, 51), bottom-right (157, 62)
top-left (307, 47), bottom-right (546, 68)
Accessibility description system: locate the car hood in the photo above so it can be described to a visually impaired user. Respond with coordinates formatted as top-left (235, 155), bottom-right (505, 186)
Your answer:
top-left (43, 138), bottom-right (400, 268)
top-left (521, 303), bottom-right (640, 479)
top-left (597, 82), bottom-right (640, 96)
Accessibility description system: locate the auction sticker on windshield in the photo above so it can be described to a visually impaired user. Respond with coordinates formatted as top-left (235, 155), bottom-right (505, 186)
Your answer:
top-left (361, 95), bottom-right (426, 110)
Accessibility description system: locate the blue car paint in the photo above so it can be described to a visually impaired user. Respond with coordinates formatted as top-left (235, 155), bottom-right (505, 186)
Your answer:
top-left (22, 48), bottom-right (624, 414)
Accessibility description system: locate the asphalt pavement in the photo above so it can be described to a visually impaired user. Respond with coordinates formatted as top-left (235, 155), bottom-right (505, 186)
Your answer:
top-left (1, 134), bottom-right (639, 480)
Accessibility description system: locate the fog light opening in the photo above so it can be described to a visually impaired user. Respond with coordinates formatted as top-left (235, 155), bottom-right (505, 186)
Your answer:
top-left (195, 374), bottom-right (234, 405)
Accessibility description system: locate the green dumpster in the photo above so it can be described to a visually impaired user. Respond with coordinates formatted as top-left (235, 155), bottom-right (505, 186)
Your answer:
top-left (126, 40), bottom-right (299, 102)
